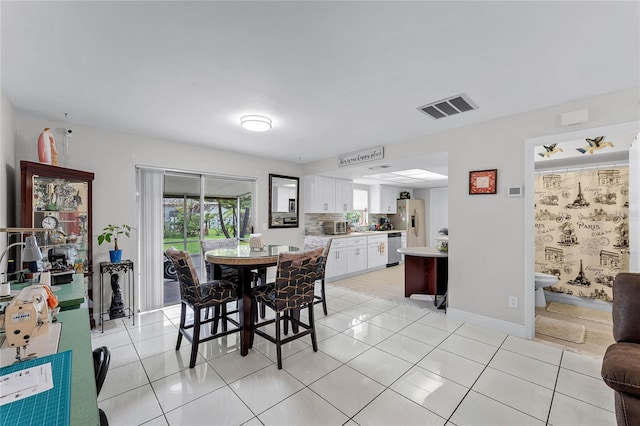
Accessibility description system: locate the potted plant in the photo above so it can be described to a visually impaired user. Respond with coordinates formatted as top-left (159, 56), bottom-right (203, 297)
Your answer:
top-left (97, 224), bottom-right (134, 263)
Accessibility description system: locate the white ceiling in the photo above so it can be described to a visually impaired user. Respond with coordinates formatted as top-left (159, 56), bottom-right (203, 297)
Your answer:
top-left (2, 1), bottom-right (639, 187)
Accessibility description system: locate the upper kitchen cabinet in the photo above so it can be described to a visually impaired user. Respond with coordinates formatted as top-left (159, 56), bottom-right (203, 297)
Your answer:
top-left (304, 176), bottom-right (334, 213)
top-left (369, 184), bottom-right (399, 214)
top-left (304, 176), bottom-right (353, 214)
top-left (20, 160), bottom-right (94, 284)
top-left (335, 179), bottom-right (353, 213)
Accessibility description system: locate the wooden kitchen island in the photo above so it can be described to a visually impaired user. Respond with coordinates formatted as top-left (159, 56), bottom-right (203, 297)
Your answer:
top-left (398, 247), bottom-right (448, 309)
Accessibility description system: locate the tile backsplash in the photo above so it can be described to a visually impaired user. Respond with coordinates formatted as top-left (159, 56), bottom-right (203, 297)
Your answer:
top-left (304, 213), bottom-right (345, 235)
top-left (304, 213), bottom-right (391, 235)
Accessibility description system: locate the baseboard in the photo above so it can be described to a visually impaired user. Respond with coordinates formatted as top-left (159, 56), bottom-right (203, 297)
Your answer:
top-left (544, 291), bottom-right (612, 312)
top-left (447, 308), bottom-right (528, 339)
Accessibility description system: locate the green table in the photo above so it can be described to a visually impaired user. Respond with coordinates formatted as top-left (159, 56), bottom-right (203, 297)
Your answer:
top-left (56, 308), bottom-right (99, 425)
top-left (0, 308), bottom-right (98, 425)
top-left (8, 274), bottom-right (85, 310)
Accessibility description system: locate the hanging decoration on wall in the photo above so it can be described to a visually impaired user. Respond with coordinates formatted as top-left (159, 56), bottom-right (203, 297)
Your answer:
top-left (534, 167), bottom-right (629, 302)
top-left (37, 128), bottom-right (59, 166)
top-left (576, 136), bottom-right (614, 155)
top-left (469, 169), bottom-right (497, 194)
top-left (538, 143), bottom-right (564, 158)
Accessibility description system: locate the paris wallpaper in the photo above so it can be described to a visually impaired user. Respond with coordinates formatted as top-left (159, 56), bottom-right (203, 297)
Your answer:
top-left (534, 167), bottom-right (630, 302)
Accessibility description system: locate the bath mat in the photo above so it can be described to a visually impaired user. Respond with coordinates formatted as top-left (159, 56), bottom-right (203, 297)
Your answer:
top-left (535, 316), bottom-right (586, 344)
top-left (546, 302), bottom-right (613, 325)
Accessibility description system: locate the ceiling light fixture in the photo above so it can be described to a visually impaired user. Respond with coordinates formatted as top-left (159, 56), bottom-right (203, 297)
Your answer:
top-left (240, 115), bottom-right (272, 132)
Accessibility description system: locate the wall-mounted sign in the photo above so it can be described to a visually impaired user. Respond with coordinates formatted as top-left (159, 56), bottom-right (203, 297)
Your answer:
top-left (338, 146), bottom-right (384, 167)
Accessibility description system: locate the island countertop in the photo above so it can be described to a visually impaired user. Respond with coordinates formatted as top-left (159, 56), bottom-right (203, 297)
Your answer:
top-left (398, 246), bottom-right (448, 257)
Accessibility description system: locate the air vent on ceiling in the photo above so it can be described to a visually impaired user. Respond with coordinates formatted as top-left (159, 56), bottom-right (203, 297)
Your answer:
top-left (417, 93), bottom-right (478, 120)
top-left (367, 165), bottom-right (391, 170)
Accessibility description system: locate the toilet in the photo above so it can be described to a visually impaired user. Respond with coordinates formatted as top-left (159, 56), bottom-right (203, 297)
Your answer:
top-left (535, 272), bottom-right (559, 308)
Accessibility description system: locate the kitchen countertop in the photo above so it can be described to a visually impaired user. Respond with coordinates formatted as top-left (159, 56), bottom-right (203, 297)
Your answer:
top-left (306, 230), bottom-right (405, 239)
top-left (398, 246), bottom-right (448, 257)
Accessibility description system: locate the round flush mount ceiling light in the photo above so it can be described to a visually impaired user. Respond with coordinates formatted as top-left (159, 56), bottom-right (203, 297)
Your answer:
top-left (240, 115), bottom-right (272, 132)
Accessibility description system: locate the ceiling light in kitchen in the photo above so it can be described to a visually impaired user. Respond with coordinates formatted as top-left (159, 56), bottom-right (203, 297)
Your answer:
top-left (361, 168), bottom-right (448, 184)
top-left (240, 115), bottom-right (272, 132)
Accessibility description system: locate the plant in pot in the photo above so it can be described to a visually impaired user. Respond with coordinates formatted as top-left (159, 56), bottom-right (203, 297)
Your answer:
top-left (97, 224), bottom-right (134, 263)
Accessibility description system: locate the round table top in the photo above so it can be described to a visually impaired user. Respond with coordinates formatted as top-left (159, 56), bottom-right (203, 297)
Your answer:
top-left (398, 246), bottom-right (448, 258)
top-left (205, 244), bottom-right (299, 266)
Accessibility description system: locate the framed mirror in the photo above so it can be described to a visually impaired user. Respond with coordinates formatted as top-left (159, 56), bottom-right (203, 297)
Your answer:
top-left (269, 174), bottom-right (299, 228)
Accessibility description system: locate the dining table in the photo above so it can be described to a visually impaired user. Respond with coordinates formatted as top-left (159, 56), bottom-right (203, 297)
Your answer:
top-left (204, 244), bottom-right (299, 356)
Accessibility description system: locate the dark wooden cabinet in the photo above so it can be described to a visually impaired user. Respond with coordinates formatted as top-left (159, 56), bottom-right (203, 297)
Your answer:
top-left (404, 254), bottom-right (448, 308)
top-left (20, 160), bottom-right (95, 326)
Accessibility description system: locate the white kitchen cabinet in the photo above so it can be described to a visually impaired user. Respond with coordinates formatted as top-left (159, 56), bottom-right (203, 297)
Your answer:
top-left (346, 236), bottom-right (367, 273)
top-left (369, 184), bottom-right (399, 214)
top-left (304, 175), bottom-right (335, 213)
top-left (335, 178), bottom-right (353, 213)
top-left (325, 238), bottom-right (347, 279)
top-left (304, 176), bottom-right (354, 213)
top-left (367, 234), bottom-right (388, 269)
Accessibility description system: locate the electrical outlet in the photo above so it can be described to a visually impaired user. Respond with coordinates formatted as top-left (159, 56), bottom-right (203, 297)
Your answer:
top-left (508, 296), bottom-right (519, 309)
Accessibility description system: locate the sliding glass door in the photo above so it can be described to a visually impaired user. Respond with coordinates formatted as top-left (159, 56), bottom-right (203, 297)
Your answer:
top-left (161, 172), bottom-right (255, 306)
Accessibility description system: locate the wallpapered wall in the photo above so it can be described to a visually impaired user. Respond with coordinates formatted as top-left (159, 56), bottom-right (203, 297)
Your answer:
top-left (534, 167), bottom-right (629, 302)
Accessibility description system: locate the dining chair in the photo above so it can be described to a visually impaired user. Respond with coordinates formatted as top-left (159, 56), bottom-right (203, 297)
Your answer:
top-left (93, 346), bottom-right (111, 426)
top-left (251, 247), bottom-right (324, 369)
top-left (200, 238), bottom-right (239, 282)
top-left (306, 238), bottom-right (332, 316)
top-left (166, 246), bottom-right (241, 368)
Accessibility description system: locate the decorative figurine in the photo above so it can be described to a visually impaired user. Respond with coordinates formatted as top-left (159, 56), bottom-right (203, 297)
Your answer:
top-left (538, 143), bottom-right (563, 158)
top-left (576, 136), bottom-right (614, 155)
top-left (109, 273), bottom-right (126, 319)
top-left (37, 128), bottom-right (59, 166)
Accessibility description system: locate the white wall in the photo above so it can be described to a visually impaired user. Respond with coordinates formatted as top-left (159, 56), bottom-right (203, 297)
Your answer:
top-left (304, 87), bottom-right (640, 336)
top-left (1, 92), bottom-right (16, 229)
top-left (0, 92), bottom-right (17, 263)
top-left (11, 113), bottom-right (306, 283)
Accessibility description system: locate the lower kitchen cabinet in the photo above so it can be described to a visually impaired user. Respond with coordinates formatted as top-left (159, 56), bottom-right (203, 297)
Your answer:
top-left (346, 237), bottom-right (367, 273)
top-left (304, 232), bottom-right (392, 282)
top-left (367, 234), bottom-right (388, 269)
top-left (325, 238), bottom-right (347, 279)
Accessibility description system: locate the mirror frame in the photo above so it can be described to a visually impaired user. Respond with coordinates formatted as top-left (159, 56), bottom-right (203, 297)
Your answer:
top-left (268, 174), bottom-right (300, 229)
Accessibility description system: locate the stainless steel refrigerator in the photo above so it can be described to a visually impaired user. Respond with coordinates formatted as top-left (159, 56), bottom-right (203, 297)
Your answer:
top-left (389, 199), bottom-right (426, 247)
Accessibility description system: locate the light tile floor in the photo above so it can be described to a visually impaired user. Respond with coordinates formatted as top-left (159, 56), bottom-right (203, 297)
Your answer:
top-left (92, 284), bottom-right (615, 426)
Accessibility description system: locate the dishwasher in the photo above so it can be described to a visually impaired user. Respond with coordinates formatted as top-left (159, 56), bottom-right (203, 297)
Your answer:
top-left (387, 232), bottom-right (402, 266)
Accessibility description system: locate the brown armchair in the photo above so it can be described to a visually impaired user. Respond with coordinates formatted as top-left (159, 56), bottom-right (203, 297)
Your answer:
top-left (601, 272), bottom-right (640, 425)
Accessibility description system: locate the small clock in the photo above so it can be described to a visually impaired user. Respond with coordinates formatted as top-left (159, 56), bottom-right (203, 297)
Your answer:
top-left (41, 215), bottom-right (59, 229)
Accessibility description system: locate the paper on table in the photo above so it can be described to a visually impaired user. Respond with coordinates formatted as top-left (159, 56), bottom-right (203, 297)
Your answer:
top-left (0, 362), bottom-right (53, 406)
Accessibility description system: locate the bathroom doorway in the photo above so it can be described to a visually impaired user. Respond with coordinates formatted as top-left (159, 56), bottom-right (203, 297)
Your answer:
top-left (523, 121), bottom-right (640, 347)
